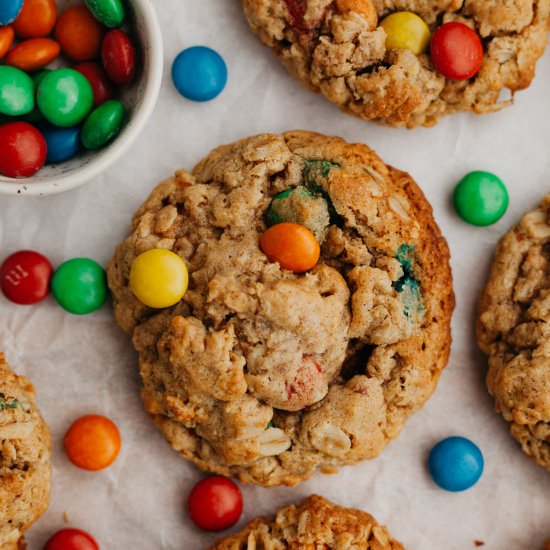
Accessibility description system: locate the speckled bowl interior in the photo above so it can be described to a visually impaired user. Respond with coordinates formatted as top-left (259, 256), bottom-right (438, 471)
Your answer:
top-left (0, 0), bottom-right (163, 196)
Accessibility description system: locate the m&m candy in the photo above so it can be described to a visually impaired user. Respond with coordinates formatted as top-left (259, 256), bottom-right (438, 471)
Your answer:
top-left (187, 477), bottom-right (243, 531)
top-left (0, 66), bottom-right (35, 116)
top-left (430, 22), bottom-right (483, 80)
top-left (85, 0), bottom-right (126, 28)
top-left (41, 124), bottom-right (82, 163)
top-left (37, 68), bottom-right (94, 127)
top-left (0, 250), bottom-right (53, 305)
top-left (260, 222), bottom-right (320, 273)
top-left (171, 46), bottom-right (228, 102)
top-left (13, 0), bottom-right (57, 38)
top-left (0, 122), bottom-right (47, 177)
top-left (0, 26), bottom-right (15, 59)
top-left (5, 37), bottom-right (61, 72)
top-left (453, 171), bottom-right (509, 226)
top-left (129, 249), bottom-right (189, 309)
top-left (55, 4), bottom-right (104, 61)
top-left (74, 61), bottom-right (114, 107)
top-left (381, 11), bottom-right (430, 55)
top-left (51, 258), bottom-right (108, 314)
top-left (101, 29), bottom-right (136, 85)
top-left (0, 0), bottom-right (24, 26)
top-left (81, 99), bottom-right (125, 149)
top-left (64, 414), bottom-right (121, 470)
top-left (45, 528), bottom-right (99, 550)
top-left (429, 436), bottom-right (484, 492)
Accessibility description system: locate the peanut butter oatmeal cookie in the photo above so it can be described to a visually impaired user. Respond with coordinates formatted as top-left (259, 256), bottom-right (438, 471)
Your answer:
top-left (108, 131), bottom-right (454, 486)
top-left (209, 495), bottom-right (404, 549)
top-left (242, 0), bottom-right (549, 127)
top-left (0, 354), bottom-right (51, 549)
top-left (477, 194), bottom-right (550, 473)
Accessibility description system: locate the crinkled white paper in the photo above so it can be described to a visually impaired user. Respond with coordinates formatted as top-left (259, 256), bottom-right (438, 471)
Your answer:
top-left (1, 1), bottom-right (549, 548)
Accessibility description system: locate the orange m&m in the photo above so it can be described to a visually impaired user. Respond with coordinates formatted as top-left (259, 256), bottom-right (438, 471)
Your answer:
top-left (55, 4), bottom-right (104, 61)
top-left (64, 414), bottom-right (121, 471)
top-left (0, 26), bottom-right (14, 59)
top-left (260, 222), bottom-right (320, 273)
top-left (13, 0), bottom-right (57, 38)
top-left (5, 38), bottom-right (60, 71)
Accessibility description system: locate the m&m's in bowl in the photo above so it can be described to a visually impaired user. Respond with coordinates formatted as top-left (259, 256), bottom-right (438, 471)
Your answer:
top-left (0, 0), bottom-right (163, 196)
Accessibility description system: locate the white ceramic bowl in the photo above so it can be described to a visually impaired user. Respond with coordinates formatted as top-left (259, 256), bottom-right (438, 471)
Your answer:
top-left (0, 0), bottom-right (163, 196)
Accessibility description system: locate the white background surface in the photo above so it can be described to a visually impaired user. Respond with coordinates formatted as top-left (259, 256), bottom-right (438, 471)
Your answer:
top-left (1, 1), bottom-right (549, 548)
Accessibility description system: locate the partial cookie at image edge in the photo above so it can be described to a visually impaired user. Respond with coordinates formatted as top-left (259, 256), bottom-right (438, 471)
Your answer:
top-left (209, 494), bottom-right (405, 549)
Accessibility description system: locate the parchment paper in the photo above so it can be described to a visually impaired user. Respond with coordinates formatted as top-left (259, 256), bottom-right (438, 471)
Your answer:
top-left (1, 1), bottom-right (549, 548)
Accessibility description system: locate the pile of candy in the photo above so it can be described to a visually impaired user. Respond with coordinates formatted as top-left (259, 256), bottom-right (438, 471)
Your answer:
top-left (0, 0), bottom-right (136, 178)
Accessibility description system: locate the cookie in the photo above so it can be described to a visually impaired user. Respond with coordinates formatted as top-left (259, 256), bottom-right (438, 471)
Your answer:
top-left (242, 0), bottom-right (550, 128)
top-left (0, 353), bottom-right (51, 549)
top-left (108, 131), bottom-right (454, 486)
top-left (209, 495), bottom-right (404, 549)
top-left (477, 194), bottom-right (550, 473)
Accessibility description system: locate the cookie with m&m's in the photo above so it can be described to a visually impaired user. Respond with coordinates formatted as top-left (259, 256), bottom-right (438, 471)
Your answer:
top-left (107, 131), bottom-right (454, 486)
top-left (243, 0), bottom-right (549, 127)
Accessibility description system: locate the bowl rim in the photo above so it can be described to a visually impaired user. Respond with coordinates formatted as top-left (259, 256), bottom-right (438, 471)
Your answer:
top-left (0, 0), bottom-right (164, 197)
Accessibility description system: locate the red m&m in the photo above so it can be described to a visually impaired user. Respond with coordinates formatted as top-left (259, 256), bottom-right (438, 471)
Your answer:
top-left (44, 528), bottom-right (99, 550)
top-left (0, 250), bottom-right (53, 305)
top-left (187, 476), bottom-right (243, 531)
top-left (101, 29), bottom-right (136, 85)
top-left (0, 122), bottom-right (47, 177)
top-left (74, 61), bottom-right (114, 107)
top-left (430, 22), bottom-right (483, 81)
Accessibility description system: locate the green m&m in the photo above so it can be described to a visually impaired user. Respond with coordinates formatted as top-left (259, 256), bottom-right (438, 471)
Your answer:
top-left (85, 0), bottom-right (125, 28)
top-left (37, 68), bottom-right (94, 127)
top-left (0, 66), bottom-right (34, 116)
top-left (453, 171), bottom-right (509, 226)
top-left (51, 258), bottom-right (108, 315)
top-left (81, 99), bottom-right (125, 150)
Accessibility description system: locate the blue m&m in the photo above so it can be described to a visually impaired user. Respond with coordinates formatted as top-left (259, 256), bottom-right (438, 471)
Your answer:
top-left (0, 0), bottom-right (24, 26)
top-left (171, 46), bottom-right (227, 102)
top-left (429, 436), bottom-right (484, 492)
top-left (41, 124), bottom-right (82, 164)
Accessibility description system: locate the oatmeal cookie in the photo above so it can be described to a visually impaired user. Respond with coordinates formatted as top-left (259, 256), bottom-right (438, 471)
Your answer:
top-left (209, 495), bottom-right (404, 549)
top-left (242, 0), bottom-right (550, 127)
top-left (477, 194), bottom-right (550, 473)
top-left (108, 131), bottom-right (454, 486)
top-left (0, 354), bottom-right (51, 549)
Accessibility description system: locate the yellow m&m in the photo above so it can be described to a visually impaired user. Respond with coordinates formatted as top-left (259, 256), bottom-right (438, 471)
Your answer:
top-left (129, 249), bottom-right (188, 309)
top-left (380, 11), bottom-right (430, 56)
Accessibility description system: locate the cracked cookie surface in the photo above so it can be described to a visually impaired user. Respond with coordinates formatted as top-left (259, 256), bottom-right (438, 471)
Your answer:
top-left (209, 495), bottom-right (404, 549)
top-left (242, 0), bottom-right (550, 127)
top-left (108, 131), bottom-right (454, 486)
top-left (0, 354), bottom-right (51, 549)
top-left (477, 194), bottom-right (550, 473)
